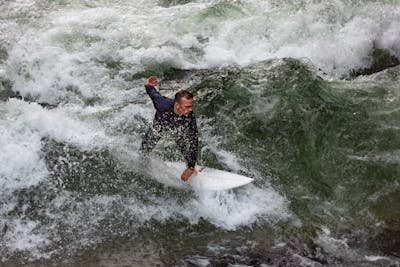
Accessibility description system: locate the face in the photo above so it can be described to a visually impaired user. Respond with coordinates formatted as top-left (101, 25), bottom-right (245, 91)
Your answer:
top-left (175, 97), bottom-right (194, 116)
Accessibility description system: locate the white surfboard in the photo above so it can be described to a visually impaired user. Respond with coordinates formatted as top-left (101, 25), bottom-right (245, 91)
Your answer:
top-left (161, 162), bottom-right (254, 191)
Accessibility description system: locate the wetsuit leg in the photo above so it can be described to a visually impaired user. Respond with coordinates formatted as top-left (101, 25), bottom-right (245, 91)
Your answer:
top-left (140, 121), bottom-right (164, 155)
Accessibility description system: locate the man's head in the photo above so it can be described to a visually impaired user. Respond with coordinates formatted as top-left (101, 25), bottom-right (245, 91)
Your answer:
top-left (174, 90), bottom-right (194, 117)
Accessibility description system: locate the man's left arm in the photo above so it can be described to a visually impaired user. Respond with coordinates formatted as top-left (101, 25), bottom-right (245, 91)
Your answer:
top-left (186, 114), bottom-right (198, 169)
top-left (180, 114), bottom-right (198, 181)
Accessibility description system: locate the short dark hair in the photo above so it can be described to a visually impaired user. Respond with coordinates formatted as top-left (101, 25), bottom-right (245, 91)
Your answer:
top-left (174, 90), bottom-right (194, 103)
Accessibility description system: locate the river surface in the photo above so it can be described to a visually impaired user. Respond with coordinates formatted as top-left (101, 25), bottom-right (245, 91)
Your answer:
top-left (1, 0), bottom-right (400, 266)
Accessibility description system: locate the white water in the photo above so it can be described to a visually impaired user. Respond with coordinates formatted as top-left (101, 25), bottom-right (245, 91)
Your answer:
top-left (1, 0), bottom-right (400, 262)
top-left (2, 1), bottom-right (399, 102)
top-left (0, 99), bottom-right (107, 191)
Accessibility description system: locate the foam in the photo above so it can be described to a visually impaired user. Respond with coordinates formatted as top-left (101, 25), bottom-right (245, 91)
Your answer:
top-left (2, 219), bottom-right (51, 259)
top-left (365, 255), bottom-right (390, 262)
top-left (4, 99), bottom-right (107, 147)
top-left (102, 152), bottom-right (290, 231)
top-left (5, 0), bottom-right (399, 107)
top-left (0, 103), bottom-right (48, 191)
top-left (6, 35), bottom-right (86, 103)
top-left (316, 226), bottom-right (350, 257)
top-left (174, 1), bottom-right (400, 76)
top-left (0, 126), bottom-right (47, 191)
top-left (183, 185), bottom-right (290, 230)
top-left (376, 20), bottom-right (400, 58)
top-left (0, 99), bottom-right (107, 192)
top-left (0, 168), bottom-right (289, 260)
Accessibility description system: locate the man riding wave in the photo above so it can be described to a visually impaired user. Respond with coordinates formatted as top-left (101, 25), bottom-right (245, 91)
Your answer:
top-left (140, 76), bottom-right (198, 181)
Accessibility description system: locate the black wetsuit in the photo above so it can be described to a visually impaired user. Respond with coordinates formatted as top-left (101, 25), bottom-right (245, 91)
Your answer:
top-left (140, 85), bottom-right (198, 168)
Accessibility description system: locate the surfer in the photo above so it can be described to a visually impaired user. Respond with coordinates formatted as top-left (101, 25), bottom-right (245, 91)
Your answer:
top-left (140, 76), bottom-right (198, 181)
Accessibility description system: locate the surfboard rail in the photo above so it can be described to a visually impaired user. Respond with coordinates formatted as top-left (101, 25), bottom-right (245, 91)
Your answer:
top-left (162, 162), bottom-right (254, 191)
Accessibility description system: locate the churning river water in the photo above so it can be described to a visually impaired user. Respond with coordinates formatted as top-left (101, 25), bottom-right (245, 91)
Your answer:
top-left (1, 0), bottom-right (400, 266)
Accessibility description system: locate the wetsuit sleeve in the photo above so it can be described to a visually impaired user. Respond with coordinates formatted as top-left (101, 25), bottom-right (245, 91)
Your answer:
top-left (185, 114), bottom-right (198, 168)
top-left (145, 85), bottom-right (171, 112)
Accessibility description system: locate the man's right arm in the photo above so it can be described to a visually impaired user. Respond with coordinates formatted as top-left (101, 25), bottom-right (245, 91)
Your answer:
top-left (145, 85), bottom-right (163, 102)
top-left (144, 76), bottom-right (169, 111)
